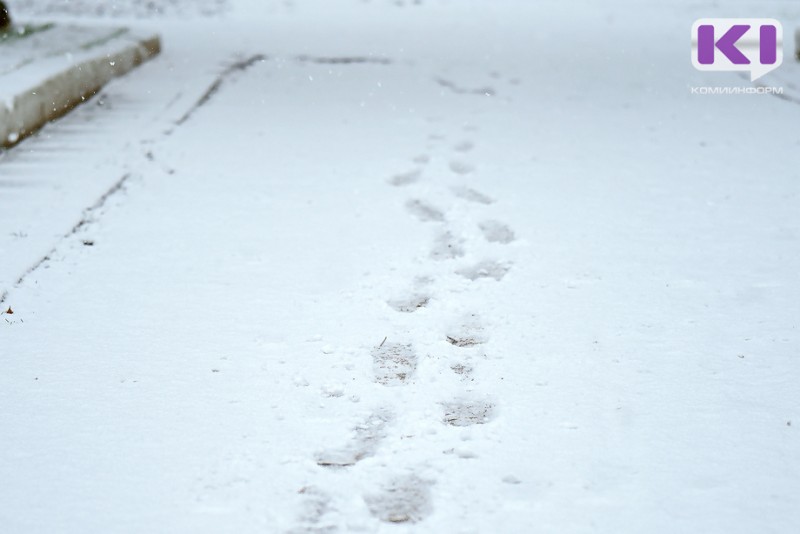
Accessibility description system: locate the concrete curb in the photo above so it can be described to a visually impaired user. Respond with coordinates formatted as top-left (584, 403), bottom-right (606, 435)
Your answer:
top-left (0, 33), bottom-right (160, 148)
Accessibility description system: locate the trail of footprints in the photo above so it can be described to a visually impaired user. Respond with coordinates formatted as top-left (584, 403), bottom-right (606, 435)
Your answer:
top-left (298, 133), bottom-right (515, 529)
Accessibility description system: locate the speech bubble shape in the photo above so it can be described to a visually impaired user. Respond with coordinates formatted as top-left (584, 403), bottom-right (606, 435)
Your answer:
top-left (692, 18), bottom-right (783, 82)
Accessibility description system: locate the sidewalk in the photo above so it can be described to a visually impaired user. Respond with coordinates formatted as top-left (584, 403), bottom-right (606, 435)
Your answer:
top-left (1, 1), bottom-right (799, 533)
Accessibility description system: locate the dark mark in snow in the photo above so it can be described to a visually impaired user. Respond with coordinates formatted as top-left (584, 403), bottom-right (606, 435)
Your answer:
top-left (388, 294), bottom-right (430, 313)
top-left (295, 55), bottom-right (392, 65)
top-left (68, 173), bottom-right (129, 235)
top-left (446, 335), bottom-right (483, 348)
top-left (435, 77), bottom-right (496, 96)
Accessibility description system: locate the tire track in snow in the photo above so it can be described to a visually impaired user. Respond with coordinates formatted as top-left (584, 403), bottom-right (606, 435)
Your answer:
top-left (172, 52), bottom-right (394, 131)
top-left (1, 54), bottom-right (267, 306)
top-left (0, 173), bottom-right (131, 305)
top-left (173, 53), bottom-right (268, 127)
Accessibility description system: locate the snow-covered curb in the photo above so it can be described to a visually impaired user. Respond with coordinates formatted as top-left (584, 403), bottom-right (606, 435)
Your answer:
top-left (0, 32), bottom-right (160, 148)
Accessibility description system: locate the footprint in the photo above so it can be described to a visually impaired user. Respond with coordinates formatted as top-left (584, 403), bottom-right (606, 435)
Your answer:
top-left (389, 169), bottom-right (422, 187)
top-left (453, 141), bottom-right (474, 152)
top-left (320, 383), bottom-right (345, 398)
top-left (406, 199), bottom-right (445, 222)
top-left (412, 154), bottom-right (431, 165)
top-left (429, 231), bottom-right (465, 261)
top-left (446, 315), bottom-right (487, 347)
top-left (443, 447), bottom-right (478, 460)
top-left (292, 486), bottom-right (334, 531)
top-left (441, 398), bottom-right (495, 426)
top-left (315, 409), bottom-right (393, 467)
top-left (449, 160), bottom-right (475, 175)
top-left (372, 342), bottom-right (417, 386)
top-left (457, 260), bottom-right (510, 281)
top-left (387, 294), bottom-right (430, 313)
top-left (451, 186), bottom-right (494, 205)
top-left (478, 220), bottom-right (515, 244)
top-left (450, 362), bottom-right (474, 380)
top-left (364, 474), bottom-right (433, 524)
top-left (388, 277), bottom-right (433, 312)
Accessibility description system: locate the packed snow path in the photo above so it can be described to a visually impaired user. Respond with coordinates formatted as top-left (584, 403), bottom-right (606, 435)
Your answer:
top-left (1, 1), bottom-right (799, 533)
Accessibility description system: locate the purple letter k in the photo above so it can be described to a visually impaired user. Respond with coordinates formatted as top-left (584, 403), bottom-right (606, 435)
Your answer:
top-left (698, 24), bottom-right (751, 65)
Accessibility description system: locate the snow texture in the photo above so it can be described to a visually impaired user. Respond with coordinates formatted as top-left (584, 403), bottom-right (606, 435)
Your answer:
top-left (1, 0), bottom-right (799, 533)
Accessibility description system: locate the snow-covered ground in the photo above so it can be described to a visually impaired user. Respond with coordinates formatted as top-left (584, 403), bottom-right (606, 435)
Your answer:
top-left (1, 1), bottom-right (799, 532)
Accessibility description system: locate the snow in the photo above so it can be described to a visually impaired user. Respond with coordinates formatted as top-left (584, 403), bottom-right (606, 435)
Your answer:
top-left (1, 0), bottom-right (799, 532)
top-left (0, 24), bottom-right (149, 109)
